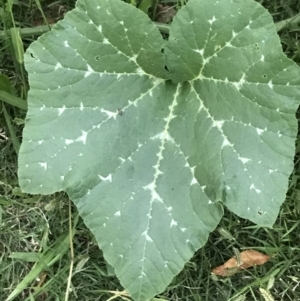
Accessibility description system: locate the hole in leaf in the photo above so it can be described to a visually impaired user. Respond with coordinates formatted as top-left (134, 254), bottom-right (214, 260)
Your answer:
top-left (95, 56), bottom-right (100, 61)
top-left (255, 43), bottom-right (259, 50)
top-left (258, 210), bottom-right (262, 215)
top-left (30, 53), bottom-right (35, 58)
top-left (165, 65), bottom-right (169, 71)
top-left (262, 74), bottom-right (267, 79)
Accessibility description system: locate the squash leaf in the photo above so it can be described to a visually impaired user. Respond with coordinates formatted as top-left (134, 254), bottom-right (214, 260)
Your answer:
top-left (18, 0), bottom-right (300, 300)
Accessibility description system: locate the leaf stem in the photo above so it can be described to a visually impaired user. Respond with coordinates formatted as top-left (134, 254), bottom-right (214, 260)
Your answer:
top-left (65, 199), bottom-right (74, 301)
top-left (0, 15), bottom-right (296, 41)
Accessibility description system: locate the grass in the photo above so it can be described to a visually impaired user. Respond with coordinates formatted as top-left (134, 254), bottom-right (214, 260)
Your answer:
top-left (1, 0), bottom-right (300, 300)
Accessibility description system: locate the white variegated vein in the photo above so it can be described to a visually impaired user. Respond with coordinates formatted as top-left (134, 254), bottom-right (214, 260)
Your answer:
top-left (195, 16), bottom-right (260, 80)
top-left (193, 65), bottom-right (292, 140)
top-left (137, 84), bottom-right (180, 299)
top-left (47, 24), bottom-right (155, 80)
top-left (196, 74), bottom-right (293, 119)
top-left (190, 81), bottom-right (265, 196)
top-left (192, 77), bottom-right (282, 132)
top-left (85, 13), bottom-right (151, 77)
top-left (49, 47), bottom-right (149, 79)
top-left (192, 15), bottom-right (213, 77)
top-left (32, 77), bottom-right (164, 184)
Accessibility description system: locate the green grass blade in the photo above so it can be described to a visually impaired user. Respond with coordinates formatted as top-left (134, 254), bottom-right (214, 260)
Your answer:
top-left (5, 226), bottom-right (77, 301)
top-left (154, 22), bottom-right (170, 34)
top-left (0, 205), bottom-right (2, 229)
top-left (0, 25), bottom-right (53, 39)
top-left (276, 13), bottom-right (300, 31)
top-left (0, 90), bottom-right (27, 110)
top-left (5, 236), bottom-right (65, 301)
top-left (0, 73), bottom-right (15, 94)
top-left (138, 0), bottom-right (153, 13)
top-left (33, 0), bottom-right (51, 30)
top-left (228, 268), bottom-right (281, 301)
top-left (23, 265), bottom-right (70, 301)
top-left (28, 292), bottom-right (35, 301)
top-left (9, 28), bottom-right (24, 65)
top-left (5, 0), bottom-right (14, 14)
top-left (9, 252), bottom-right (43, 263)
top-left (3, 104), bottom-right (20, 154)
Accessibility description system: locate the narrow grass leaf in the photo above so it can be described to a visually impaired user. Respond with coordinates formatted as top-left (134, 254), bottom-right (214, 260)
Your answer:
top-left (267, 276), bottom-right (275, 290)
top-left (231, 295), bottom-right (246, 301)
top-left (138, 0), bottom-right (153, 13)
top-left (3, 104), bottom-right (20, 154)
top-left (0, 205), bottom-right (2, 228)
top-left (217, 227), bottom-right (235, 241)
top-left (5, 234), bottom-right (70, 301)
top-left (29, 292), bottom-right (35, 301)
top-left (233, 247), bottom-right (242, 266)
top-left (5, 213), bottom-right (78, 301)
top-left (5, 0), bottom-right (13, 12)
top-left (13, 117), bottom-right (25, 125)
top-left (9, 252), bottom-right (42, 262)
top-left (228, 268), bottom-right (281, 300)
top-left (23, 265), bottom-right (70, 301)
top-left (74, 256), bottom-right (89, 274)
top-left (33, 0), bottom-right (51, 30)
top-left (0, 25), bottom-right (53, 39)
top-left (0, 90), bottom-right (27, 110)
top-left (10, 28), bottom-right (24, 65)
top-left (0, 74), bottom-right (15, 94)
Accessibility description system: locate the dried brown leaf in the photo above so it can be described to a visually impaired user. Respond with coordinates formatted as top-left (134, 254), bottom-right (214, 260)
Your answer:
top-left (212, 249), bottom-right (270, 276)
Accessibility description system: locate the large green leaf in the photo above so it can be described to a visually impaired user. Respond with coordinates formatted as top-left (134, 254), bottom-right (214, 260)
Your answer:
top-left (18, 0), bottom-right (300, 300)
top-left (165, 0), bottom-right (300, 225)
